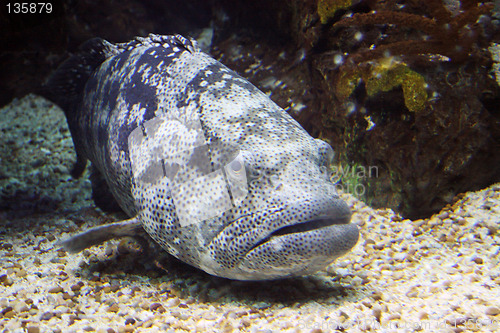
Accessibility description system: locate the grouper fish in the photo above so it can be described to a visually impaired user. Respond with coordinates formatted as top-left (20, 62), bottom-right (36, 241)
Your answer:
top-left (44, 34), bottom-right (359, 280)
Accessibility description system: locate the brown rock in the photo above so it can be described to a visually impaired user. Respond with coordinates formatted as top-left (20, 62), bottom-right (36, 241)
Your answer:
top-left (48, 286), bottom-right (63, 293)
top-left (149, 303), bottom-right (166, 313)
top-left (40, 311), bottom-right (54, 320)
top-left (107, 303), bottom-right (120, 313)
top-left (486, 307), bottom-right (500, 316)
top-left (70, 282), bottom-right (84, 292)
top-left (27, 326), bottom-right (40, 333)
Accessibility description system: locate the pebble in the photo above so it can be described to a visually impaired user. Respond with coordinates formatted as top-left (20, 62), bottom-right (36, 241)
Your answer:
top-left (254, 302), bottom-right (271, 310)
top-left (386, 313), bottom-right (401, 321)
top-left (107, 303), bottom-right (120, 313)
top-left (3, 310), bottom-right (15, 318)
top-left (165, 297), bottom-right (180, 307)
top-left (486, 306), bottom-right (500, 316)
top-left (71, 281), bottom-right (84, 291)
top-left (124, 318), bottom-right (136, 325)
top-left (48, 286), bottom-right (64, 293)
top-left (27, 326), bottom-right (40, 333)
top-left (150, 303), bottom-right (166, 313)
top-left (472, 256), bottom-right (484, 264)
top-left (40, 311), bottom-right (54, 320)
top-left (418, 311), bottom-right (429, 320)
top-left (372, 304), bottom-right (382, 321)
top-left (335, 268), bottom-right (349, 276)
top-left (0, 275), bottom-right (14, 286)
top-left (117, 326), bottom-right (134, 333)
top-left (1, 95), bottom-right (499, 333)
top-left (351, 276), bottom-right (363, 285)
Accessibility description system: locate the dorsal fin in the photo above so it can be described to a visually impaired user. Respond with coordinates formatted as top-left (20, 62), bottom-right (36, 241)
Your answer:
top-left (41, 34), bottom-right (197, 124)
top-left (40, 34), bottom-right (197, 178)
top-left (42, 38), bottom-right (118, 113)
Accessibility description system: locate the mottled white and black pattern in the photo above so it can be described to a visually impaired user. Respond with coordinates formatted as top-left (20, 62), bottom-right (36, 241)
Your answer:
top-left (46, 34), bottom-right (359, 280)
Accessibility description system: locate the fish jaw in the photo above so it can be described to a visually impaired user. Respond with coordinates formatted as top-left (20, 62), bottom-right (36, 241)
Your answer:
top-left (237, 222), bottom-right (359, 280)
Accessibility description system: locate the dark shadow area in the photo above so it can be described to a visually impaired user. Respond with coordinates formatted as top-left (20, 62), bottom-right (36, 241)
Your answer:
top-left (72, 239), bottom-right (365, 306)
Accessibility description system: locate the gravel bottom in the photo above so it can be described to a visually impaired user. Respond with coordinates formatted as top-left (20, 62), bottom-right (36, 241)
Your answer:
top-left (0, 95), bottom-right (499, 333)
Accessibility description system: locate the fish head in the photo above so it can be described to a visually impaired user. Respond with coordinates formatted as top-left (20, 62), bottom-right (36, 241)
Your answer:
top-left (130, 114), bottom-right (358, 280)
top-left (197, 128), bottom-right (359, 280)
top-left (127, 59), bottom-right (358, 280)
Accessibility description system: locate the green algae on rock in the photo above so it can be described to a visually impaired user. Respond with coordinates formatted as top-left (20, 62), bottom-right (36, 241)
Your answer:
top-left (335, 58), bottom-right (428, 113)
top-left (317, 0), bottom-right (355, 24)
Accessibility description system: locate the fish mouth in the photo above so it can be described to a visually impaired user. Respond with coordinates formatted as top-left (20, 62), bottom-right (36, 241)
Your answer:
top-left (247, 214), bottom-right (351, 253)
top-left (235, 211), bottom-right (359, 280)
top-left (206, 197), bottom-right (359, 280)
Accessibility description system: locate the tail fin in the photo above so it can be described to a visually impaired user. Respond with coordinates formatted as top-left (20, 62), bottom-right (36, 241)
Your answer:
top-left (41, 38), bottom-right (118, 177)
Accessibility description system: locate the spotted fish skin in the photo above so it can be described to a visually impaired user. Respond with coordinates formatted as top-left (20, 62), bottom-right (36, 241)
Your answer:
top-left (46, 34), bottom-right (359, 280)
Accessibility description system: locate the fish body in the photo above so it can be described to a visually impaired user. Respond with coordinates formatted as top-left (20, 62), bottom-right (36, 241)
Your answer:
top-left (45, 34), bottom-right (359, 280)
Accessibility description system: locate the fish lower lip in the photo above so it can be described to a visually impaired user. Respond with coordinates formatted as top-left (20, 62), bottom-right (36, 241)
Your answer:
top-left (249, 215), bottom-right (351, 252)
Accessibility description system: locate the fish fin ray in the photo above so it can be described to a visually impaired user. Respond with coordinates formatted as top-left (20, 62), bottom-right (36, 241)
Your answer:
top-left (57, 217), bottom-right (142, 253)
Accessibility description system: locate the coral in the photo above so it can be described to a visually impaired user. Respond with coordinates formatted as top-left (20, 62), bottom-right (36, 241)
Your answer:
top-left (489, 43), bottom-right (500, 86)
top-left (311, 1), bottom-right (499, 218)
top-left (318, 1), bottom-right (494, 113)
top-left (334, 68), bottom-right (361, 100)
top-left (334, 58), bottom-right (428, 112)
top-left (330, 162), bottom-right (368, 201)
top-left (365, 61), bottom-right (428, 112)
top-left (317, 0), bottom-right (355, 24)
top-left (331, 0), bottom-right (494, 64)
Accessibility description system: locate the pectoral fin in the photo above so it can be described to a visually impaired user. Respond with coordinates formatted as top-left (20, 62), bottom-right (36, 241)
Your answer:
top-left (57, 217), bottom-right (143, 253)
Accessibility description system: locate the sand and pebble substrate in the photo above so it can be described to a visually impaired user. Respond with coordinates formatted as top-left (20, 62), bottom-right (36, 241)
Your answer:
top-left (0, 94), bottom-right (499, 333)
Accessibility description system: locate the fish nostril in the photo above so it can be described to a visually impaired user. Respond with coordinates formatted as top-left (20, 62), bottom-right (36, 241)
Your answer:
top-left (266, 174), bottom-right (281, 188)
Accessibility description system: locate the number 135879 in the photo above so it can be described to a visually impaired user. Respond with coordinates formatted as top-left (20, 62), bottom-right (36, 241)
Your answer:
top-left (6, 3), bottom-right (53, 14)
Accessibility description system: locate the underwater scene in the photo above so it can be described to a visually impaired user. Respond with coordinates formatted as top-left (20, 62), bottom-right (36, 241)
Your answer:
top-left (1, 0), bottom-right (499, 332)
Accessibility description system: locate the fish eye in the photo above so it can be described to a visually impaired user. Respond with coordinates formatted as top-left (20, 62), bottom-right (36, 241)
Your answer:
top-left (229, 159), bottom-right (243, 172)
